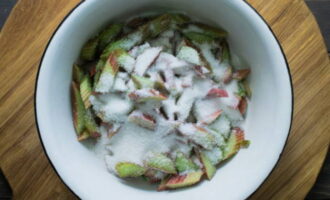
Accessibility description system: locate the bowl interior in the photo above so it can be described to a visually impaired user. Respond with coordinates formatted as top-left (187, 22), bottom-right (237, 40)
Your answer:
top-left (36, 0), bottom-right (292, 199)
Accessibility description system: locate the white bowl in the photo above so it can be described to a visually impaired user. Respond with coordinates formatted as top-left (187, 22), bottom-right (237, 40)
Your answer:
top-left (35, 0), bottom-right (293, 199)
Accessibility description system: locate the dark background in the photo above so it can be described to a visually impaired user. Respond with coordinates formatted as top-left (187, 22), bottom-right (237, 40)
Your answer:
top-left (0, 0), bottom-right (329, 199)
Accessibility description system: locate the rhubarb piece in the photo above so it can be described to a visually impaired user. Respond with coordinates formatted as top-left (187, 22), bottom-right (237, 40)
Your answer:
top-left (84, 109), bottom-right (100, 138)
top-left (193, 22), bottom-right (228, 38)
top-left (101, 30), bottom-right (144, 59)
top-left (206, 88), bottom-right (229, 98)
top-left (203, 147), bottom-right (224, 165)
top-left (131, 75), bottom-right (155, 89)
top-left (98, 24), bottom-right (123, 51)
top-left (201, 110), bottom-right (222, 125)
top-left (155, 52), bottom-right (191, 76)
top-left (129, 42), bottom-right (151, 58)
top-left (243, 80), bottom-right (252, 98)
top-left (104, 123), bottom-right (122, 138)
top-left (127, 16), bottom-right (153, 29)
top-left (223, 66), bottom-right (233, 84)
top-left (80, 37), bottom-right (99, 61)
top-left (220, 40), bottom-right (231, 62)
top-left (236, 80), bottom-right (251, 98)
top-left (80, 75), bottom-right (92, 109)
top-left (232, 69), bottom-right (251, 81)
top-left (144, 169), bottom-right (165, 183)
top-left (140, 14), bottom-right (172, 39)
top-left (128, 89), bottom-right (167, 102)
top-left (134, 47), bottom-right (162, 76)
top-left (77, 131), bottom-right (89, 141)
top-left (207, 128), bottom-right (226, 147)
top-left (193, 99), bottom-right (222, 125)
top-left (199, 152), bottom-right (216, 180)
top-left (169, 13), bottom-right (191, 25)
top-left (72, 64), bottom-right (84, 84)
top-left (238, 97), bottom-right (248, 115)
top-left (115, 162), bottom-right (146, 178)
top-left (89, 93), bottom-right (133, 123)
top-left (158, 170), bottom-right (203, 190)
top-left (128, 110), bottom-right (156, 130)
top-left (209, 115), bottom-right (231, 139)
top-left (178, 124), bottom-right (216, 150)
top-left (178, 40), bottom-right (212, 73)
top-left (223, 128), bottom-right (245, 160)
top-left (145, 152), bottom-right (177, 174)
top-left (177, 45), bottom-right (202, 66)
top-left (112, 74), bottom-right (129, 92)
top-left (132, 74), bottom-right (166, 93)
top-left (111, 49), bottom-right (136, 73)
top-left (93, 60), bottom-right (105, 87)
top-left (95, 51), bottom-right (120, 93)
top-left (71, 82), bottom-right (86, 136)
top-left (183, 31), bottom-right (214, 44)
top-left (175, 151), bottom-right (199, 173)
top-left (101, 14), bottom-right (169, 60)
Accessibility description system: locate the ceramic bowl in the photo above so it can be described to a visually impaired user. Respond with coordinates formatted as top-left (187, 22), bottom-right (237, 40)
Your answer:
top-left (35, 0), bottom-right (293, 199)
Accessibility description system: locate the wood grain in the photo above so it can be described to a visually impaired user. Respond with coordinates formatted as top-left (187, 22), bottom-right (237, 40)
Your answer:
top-left (0, 0), bottom-right (329, 199)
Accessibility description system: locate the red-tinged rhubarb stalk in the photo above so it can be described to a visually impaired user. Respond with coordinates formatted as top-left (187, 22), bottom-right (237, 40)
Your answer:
top-left (95, 51), bottom-right (120, 93)
top-left (206, 88), bottom-right (229, 98)
top-left (158, 170), bottom-right (204, 190)
top-left (238, 97), bottom-right (248, 115)
top-left (113, 48), bottom-right (135, 73)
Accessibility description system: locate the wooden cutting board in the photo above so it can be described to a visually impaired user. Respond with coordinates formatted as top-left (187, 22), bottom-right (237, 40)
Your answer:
top-left (0, 0), bottom-right (329, 199)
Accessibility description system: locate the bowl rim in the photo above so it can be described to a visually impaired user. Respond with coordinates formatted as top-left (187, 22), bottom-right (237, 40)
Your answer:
top-left (34, 0), bottom-right (294, 198)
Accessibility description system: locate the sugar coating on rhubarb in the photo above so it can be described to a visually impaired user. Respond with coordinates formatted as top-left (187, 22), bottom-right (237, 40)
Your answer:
top-left (73, 13), bottom-right (251, 190)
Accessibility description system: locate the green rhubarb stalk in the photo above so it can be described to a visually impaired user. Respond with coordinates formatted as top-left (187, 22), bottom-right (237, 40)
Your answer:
top-left (84, 109), bottom-right (100, 138)
top-left (116, 162), bottom-right (146, 178)
top-left (145, 153), bottom-right (177, 174)
top-left (193, 22), bottom-right (228, 38)
top-left (220, 40), bottom-right (231, 62)
top-left (200, 152), bottom-right (216, 180)
top-left (98, 24), bottom-right (123, 52)
top-left (71, 82), bottom-right (87, 138)
top-left (72, 64), bottom-right (84, 84)
top-left (175, 152), bottom-right (199, 173)
top-left (183, 32), bottom-right (214, 44)
top-left (80, 37), bottom-right (99, 61)
top-left (80, 75), bottom-right (92, 109)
